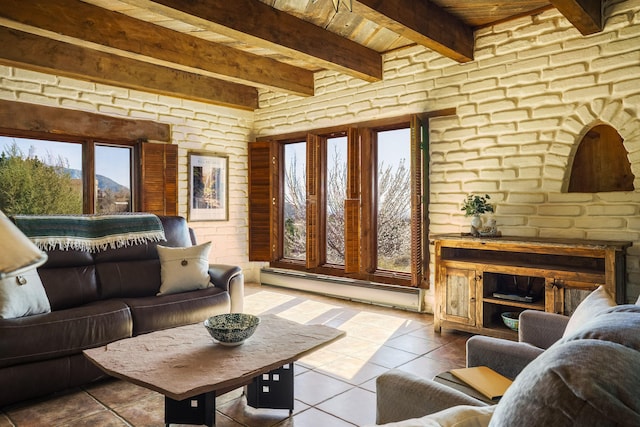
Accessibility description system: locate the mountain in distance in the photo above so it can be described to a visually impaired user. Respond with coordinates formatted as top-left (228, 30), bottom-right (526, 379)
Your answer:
top-left (64, 168), bottom-right (129, 192)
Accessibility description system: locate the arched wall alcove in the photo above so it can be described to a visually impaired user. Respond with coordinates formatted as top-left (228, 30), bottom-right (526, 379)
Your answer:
top-left (568, 123), bottom-right (635, 193)
top-left (561, 98), bottom-right (640, 193)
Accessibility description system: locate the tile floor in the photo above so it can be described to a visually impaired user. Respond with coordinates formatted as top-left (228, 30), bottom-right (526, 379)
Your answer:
top-left (0, 283), bottom-right (471, 427)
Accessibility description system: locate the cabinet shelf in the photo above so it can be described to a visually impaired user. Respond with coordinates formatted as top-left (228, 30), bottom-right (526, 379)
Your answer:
top-left (433, 234), bottom-right (630, 340)
top-left (482, 297), bottom-right (544, 311)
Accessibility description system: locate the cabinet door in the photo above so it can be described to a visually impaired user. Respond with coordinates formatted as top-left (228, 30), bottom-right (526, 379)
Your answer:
top-left (441, 267), bottom-right (477, 326)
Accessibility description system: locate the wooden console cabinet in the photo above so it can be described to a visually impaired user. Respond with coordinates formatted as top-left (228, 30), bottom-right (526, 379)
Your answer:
top-left (433, 234), bottom-right (631, 339)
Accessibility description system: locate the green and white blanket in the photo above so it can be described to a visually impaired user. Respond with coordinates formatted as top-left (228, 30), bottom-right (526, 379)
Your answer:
top-left (12, 213), bottom-right (166, 252)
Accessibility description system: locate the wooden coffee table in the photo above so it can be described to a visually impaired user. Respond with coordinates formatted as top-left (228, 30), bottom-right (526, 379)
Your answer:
top-left (83, 314), bottom-right (345, 426)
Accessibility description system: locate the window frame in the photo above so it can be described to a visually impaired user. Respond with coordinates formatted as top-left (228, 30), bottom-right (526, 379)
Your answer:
top-left (0, 100), bottom-right (175, 216)
top-left (267, 116), bottom-right (421, 287)
top-left (0, 131), bottom-right (137, 214)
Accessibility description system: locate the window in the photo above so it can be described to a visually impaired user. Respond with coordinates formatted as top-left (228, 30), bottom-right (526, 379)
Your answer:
top-left (326, 136), bottom-right (347, 265)
top-left (249, 115), bottom-right (425, 287)
top-left (376, 128), bottom-right (411, 273)
top-left (0, 100), bottom-right (175, 217)
top-left (0, 135), bottom-right (134, 215)
top-left (283, 141), bottom-right (306, 260)
top-left (95, 144), bottom-right (133, 213)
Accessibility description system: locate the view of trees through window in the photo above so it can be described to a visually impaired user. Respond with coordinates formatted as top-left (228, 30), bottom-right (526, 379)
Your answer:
top-left (0, 136), bottom-right (132, 215)
top-left (283, 141), bottom-right (306, 260)
top-left (377, 128), bottom-right (411, 273)
top-left (95, 144), bottom-right (132, 213)
top-left (326, 136), bottom-right (347, 265)
top-left (282, 127), bottom-right (412, 273)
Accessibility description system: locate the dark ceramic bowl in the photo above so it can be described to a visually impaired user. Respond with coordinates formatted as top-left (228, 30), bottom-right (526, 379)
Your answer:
top-left (204, 313), bottom-right (260, 346)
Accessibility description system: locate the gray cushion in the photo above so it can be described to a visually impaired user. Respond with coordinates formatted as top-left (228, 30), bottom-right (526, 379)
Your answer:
top-left (490, 339), bottom-right (640, 426)
top-left (559, 304), bottom-right (640, 351)
top-left (562, 285), bottom-right (615, 338)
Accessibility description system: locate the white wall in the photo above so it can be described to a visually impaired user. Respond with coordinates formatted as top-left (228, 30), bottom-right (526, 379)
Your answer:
top-left (255, 0), bottom-right (640, 307)
top-left (0, 67), bottom-right (262, 281)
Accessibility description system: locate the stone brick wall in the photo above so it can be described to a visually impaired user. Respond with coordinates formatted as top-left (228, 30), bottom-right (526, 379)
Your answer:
top-left (255, 1), bottom-right (640, 305)
top-left (0, 67), bottom-right (262, 281)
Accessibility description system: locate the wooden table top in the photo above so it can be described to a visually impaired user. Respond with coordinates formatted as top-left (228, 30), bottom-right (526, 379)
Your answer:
top-left (83, 314), bottom-right (345, 401)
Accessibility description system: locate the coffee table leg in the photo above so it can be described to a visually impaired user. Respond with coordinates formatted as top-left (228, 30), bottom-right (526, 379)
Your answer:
top-left (164, 392), bottom-right (215, 427)
top-left (246, 363), bottom-right (294, 413)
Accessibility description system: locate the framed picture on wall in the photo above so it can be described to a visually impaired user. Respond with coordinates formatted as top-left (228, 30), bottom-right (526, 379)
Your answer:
top-left (188, 152), bottom-right (228, 221)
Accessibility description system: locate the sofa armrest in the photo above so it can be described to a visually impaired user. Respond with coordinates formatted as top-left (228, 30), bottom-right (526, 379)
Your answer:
top-left (208, 264), bottom-right (244, 313)
top-left (519, 310), bottom-right (569, 349)
top-left (466, 335), bottom-right (544, 380)
top-left (376, 370), bottom-right (486, 424)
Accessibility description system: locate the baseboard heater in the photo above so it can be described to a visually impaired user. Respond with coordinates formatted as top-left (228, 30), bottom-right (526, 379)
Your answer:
top-left (259, 268), bottom-right (425, 312)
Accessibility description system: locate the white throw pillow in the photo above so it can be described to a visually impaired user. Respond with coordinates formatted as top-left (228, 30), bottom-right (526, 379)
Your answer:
top-left (562, 285), bottom-right (615, 338)
top-left (157, 242), bottom-right (213, 296)
top-left (373, 405), bottom-right (495, 427)
top-left (0, 268), bottom-right (51, 319)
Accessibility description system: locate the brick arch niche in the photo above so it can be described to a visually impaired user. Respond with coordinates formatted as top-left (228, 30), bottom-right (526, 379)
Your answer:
top-left (568, 123), bottom-right (635, 193)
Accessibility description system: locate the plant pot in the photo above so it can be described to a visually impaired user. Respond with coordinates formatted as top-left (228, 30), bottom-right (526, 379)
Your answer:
top-left (470, 215), bottom-right (482, 234)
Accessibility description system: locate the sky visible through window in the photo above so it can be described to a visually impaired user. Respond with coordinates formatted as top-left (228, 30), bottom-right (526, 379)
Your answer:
top-left (284, 128), bottom-right (410, 181)
top-left (0, 136), bottom-right (131, 187)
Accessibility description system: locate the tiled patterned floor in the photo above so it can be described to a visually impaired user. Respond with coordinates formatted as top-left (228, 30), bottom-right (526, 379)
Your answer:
top-left (0, 283), bottom-right (470, 427)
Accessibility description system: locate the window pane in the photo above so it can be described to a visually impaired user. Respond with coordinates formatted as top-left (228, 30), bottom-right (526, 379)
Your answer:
top-left (326, 136), bottom-right (347, 265)
top-left (0, 136), bottom-right (83, 215)
top-left (283, 142), bottom-right (306, 260)
top-left (377, 128), bottom-right (411, 273)
top-left (95, 144), bottom-right (132, 213)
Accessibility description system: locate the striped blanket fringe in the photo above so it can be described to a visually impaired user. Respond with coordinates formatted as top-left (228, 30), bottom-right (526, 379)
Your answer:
top-left (12, 213), bottom-right (166, 253)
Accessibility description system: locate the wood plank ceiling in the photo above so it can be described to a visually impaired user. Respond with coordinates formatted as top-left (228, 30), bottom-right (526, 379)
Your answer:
top-left (0, 0), bottom-right (604, 110)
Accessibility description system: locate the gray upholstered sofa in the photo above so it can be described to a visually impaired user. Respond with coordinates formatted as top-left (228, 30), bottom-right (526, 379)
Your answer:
top-left (375, 288), bottom-right (640, 426)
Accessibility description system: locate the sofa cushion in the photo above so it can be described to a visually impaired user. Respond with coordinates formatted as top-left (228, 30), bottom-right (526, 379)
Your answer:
top-left (562, 285), bottom-right (615, 338)
top-left (0, 300), bottom-right (132, 369)
top-left (38, 265), bottom-right (100, 310)
top-left (490, 339), bottom-right (640, 427)
top-left (559, 304), bottom-right (640, 351)
top-left (0, 268), bottom-right (50, 319)
top-left (157, 242), bottom-right (213, 296)
top-left (97, 259), bottom-right (162, 298)
top-left (123, 287), bottom-right (230, 335)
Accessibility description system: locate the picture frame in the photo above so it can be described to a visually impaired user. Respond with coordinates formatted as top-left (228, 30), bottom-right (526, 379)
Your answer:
top-left (188, 152), bottom-right (228, 221)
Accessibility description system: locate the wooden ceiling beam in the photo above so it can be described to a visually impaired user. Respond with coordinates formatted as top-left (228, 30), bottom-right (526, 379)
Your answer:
top-left (355, 0), bottom-right (474, 63)
top-left (0, 0), bottom-right (314, 97)
top-left (549, 0), bottom-right (603, 35)
top-left (118, 0), bottom-right (383, 82)
top-left (0, 27), bottom-right (258, 110)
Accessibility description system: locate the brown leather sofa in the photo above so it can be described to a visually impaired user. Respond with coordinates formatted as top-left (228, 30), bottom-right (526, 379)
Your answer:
top-left (0, 215), bottom-right (244, 407)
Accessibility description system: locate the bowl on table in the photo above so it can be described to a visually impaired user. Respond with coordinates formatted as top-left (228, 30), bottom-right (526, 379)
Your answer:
top-left (204, 313), bottom-right (260, 346)
top-left (501, 312), bottom-right (520, 331)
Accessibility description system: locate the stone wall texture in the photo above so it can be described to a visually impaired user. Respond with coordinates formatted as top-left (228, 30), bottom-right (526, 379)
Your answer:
top-left (1, 0), bottom-right (640, 304)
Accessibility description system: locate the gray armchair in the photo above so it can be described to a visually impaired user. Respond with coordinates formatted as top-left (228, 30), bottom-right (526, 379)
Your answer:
top-left (466, 310), bottom-right (569, 379)
top-left (375, 305), bottom-right (640, 426)
top-left (376, 309), bottom-right (567, 424)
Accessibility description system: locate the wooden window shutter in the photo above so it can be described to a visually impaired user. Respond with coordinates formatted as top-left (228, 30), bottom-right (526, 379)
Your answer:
top-left (306, 134), bottom-right (321, 268)
top-left (344, 127), bottom-right (360, 273)
top-left (410, 115), bottom-right (424, 287)
top-left (138, 142), bottom-right (178, 216)
top-left (359, 128), bottom-right (376, 273)
top-left (248, 141), bottom-right (277, 262)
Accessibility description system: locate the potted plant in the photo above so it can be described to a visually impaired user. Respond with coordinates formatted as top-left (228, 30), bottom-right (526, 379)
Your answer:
top-left (461, 194), bottom-right (494, 234)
